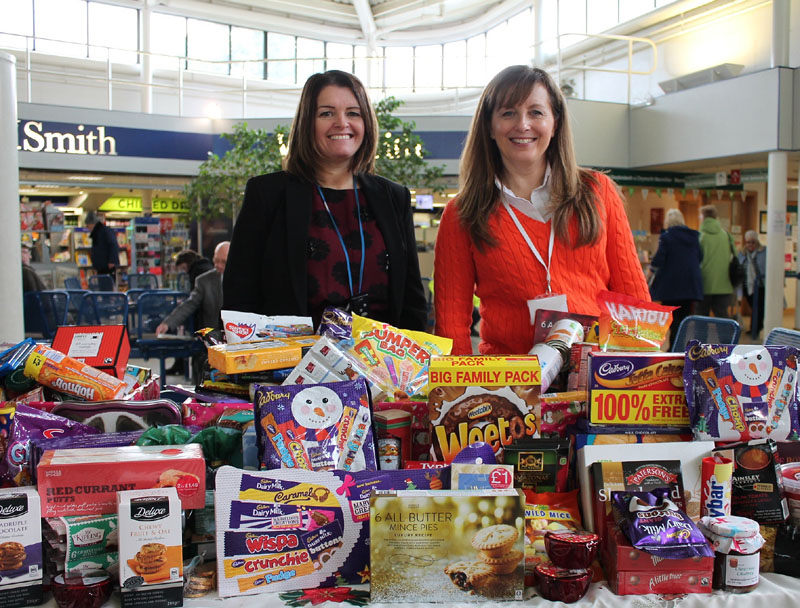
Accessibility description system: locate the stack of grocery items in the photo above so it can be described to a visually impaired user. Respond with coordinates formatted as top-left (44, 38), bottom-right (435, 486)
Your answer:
top-left (0, 291), bottom-right (798, 606)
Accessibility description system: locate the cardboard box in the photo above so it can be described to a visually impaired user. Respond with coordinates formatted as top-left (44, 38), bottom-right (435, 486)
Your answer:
top-left (577, 441), bottom-right (715, 530)
top-left (370, 489), bottom-right (525, 602)
top-left (588, 352), bottom-right (688, 429)
top-left (118, 488), bottom-right (183, 608)
top-left (604, 525), bottom-right (714, 572)
top-left (52, 325), bottom-right (130, 379)
top-left (607, 568), bottom-right (712, 595)
top-left (428, 356), bottom-right (541, 462)
top-left (38, 445), bottom-right (205, 517)
top-left (0, 487), bottom-right (43, 608)
top-left (208, 337), bottom-right (318, 374)
top-left (451, 463), bottom-right (514, 490)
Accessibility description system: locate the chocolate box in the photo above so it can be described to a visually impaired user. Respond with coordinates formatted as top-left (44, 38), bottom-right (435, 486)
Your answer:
top-left (428, 356), bottom-right (541, 462)
top-left (208, 336), bottom-right (319, 374)
top-left (588, 352), bottom-right (688, 430)
top-left (604, 525), bottom-right (714, 573)
top-left (606, 568), bottom-right (712, 595)
top-left (37, 444), bottom-right (206, 517)
top-left (118, 488), bottom-right (183, 608)
top-left (370, 489), bottom-right (524, 603)
top-left (52, 325), bottom-right (130, 380)
top-left (0, 487), bottom-right (43, 608)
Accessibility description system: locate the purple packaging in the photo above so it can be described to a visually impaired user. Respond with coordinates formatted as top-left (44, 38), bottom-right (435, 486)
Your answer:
top-left (214, 465), bottom-right (451, 597)
top-left (612, 487), bottom-right (713, 560)
top-left (683, 341), bottom-right (800, 442)
top-left (254, 378), bottom-right (376, 472)
top-left (588, 352), bottom-right (689, 432)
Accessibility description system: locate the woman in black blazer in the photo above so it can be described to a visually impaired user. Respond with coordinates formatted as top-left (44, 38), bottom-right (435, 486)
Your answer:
top-left (223, 70), bottom-right (427, 331)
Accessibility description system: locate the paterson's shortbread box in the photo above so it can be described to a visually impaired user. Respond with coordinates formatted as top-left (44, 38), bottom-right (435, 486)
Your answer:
top-left (370, 489), bottom-right (525, 602)
top-left (0, 487), bottom-right (42, 608)
top-left (428, 356), bottom-right (541, 462)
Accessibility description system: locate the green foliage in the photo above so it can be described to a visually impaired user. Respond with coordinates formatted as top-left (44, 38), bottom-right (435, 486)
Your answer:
top-left (184, 122), bottom-right (288, 220)
top-left (374, 97), bottom-right (446, 193)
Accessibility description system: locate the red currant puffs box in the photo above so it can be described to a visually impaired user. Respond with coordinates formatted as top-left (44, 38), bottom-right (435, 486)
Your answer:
top-left (37, 445), bottom-right (205, 517)
top-left (429, 356), bottom-right (541, 463)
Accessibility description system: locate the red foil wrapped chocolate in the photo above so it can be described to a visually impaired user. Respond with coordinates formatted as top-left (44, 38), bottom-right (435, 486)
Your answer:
top-left (545, 530), bottom-right (600, 569)
top-left (535, 564), bottom-right (591, 603)
top-left (51, 572), bottom-right (112, 608)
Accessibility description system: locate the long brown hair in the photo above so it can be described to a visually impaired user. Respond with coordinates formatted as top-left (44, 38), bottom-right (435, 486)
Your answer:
top-left (285, 70), bottom-right (378, 182)
top-left (457, 65), bottom-right (600, 250)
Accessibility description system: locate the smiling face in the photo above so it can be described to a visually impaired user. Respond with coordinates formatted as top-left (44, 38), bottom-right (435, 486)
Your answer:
top-left (291, 386), bottom-right (344, 429)
top-left (731, 345), bottom-right (773, 386)
top-left (490, 82), bottom-right (557, 178)
top-left (314, 85), bottom-right (365, 169)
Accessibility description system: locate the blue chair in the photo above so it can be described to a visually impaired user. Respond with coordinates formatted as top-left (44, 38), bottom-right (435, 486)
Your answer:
top-left (133, 291), bottom-right (201, 386)
top-left (23, 290), bottom-right (70, 340)
top-left (64, 277), bottom-right (82, 290)
top-left (672, 315), bottom-right (741, 352)
top-left (88, 274), bottom-right (115, 291)
top-left (77, 292), bottom-right (128, 326)
top-left (127, 273), bottom-right (159, 290)
top-left (765, 327), bottom-right (800, 348)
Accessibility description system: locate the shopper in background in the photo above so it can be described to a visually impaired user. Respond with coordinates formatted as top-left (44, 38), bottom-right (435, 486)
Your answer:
top-left (21, 243), bottom-right (45, 292)
top-left (739, 229), bottom-right (766, 335)
top-left (174, 249), bottom-right (214, 290)
top-left (697, 205), bottom-right (734, 318)
top-left (84, 211), bottom-right (120, 280)
top-left (648, 208), bottom-right (703, 351)
top-left (434, 65), bottom-right (649, 355)
top-left (223, 70), bottom-right (427, 331)
top-left (157, 241), bottom-right (229, 382)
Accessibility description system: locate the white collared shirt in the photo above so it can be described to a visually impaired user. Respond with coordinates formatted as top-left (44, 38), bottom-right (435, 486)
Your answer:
top-left (495, 164), bottom-right (553, 223)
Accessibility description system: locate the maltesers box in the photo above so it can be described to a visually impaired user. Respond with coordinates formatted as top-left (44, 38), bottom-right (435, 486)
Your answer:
top-left (52, 325), bottom-right (130, 379)
top-left (428, 356), bottom-right (542, 463)
top-left (118, 487), bottom-right (183, 608)
top-left (0, 487), bottom-right (43, 608)
top-left (604, 525), bottom-right (714, 573)
top-left (37, 444), bottom-right (205, 517)
top-left (588, 352), bottom-right (688, 430)
top-left (207, 337), bottom-right (318, 374)
top-left (370, 489), bottom-right (525, 603)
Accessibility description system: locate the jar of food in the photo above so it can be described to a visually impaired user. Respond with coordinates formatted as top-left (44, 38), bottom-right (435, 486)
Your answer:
top-left (699, 515), bottom-right (763, 593)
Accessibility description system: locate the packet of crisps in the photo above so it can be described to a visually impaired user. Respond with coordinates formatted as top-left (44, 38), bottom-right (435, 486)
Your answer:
top-left (349, 315), bottom-right (452, 400)
top-left (596, 290), bottom-right (676, 351)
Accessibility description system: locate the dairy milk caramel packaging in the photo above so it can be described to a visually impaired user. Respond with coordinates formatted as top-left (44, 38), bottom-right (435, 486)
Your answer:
top-left (0, 487), bottom-right (42, 608)
top-left (118, 487), bottom-right (183, 608)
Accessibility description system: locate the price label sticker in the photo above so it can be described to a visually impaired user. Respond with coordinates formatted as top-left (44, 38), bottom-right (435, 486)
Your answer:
top-left (590, 389), bottom-right (689, 426)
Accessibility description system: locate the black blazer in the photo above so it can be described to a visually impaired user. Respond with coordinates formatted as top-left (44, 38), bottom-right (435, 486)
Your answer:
top-left (223, 171), bottom-right (427, 331)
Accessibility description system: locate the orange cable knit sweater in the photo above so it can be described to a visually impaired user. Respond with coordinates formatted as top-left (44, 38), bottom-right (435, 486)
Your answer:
top-left (434, 172), bottom-right (650, 355)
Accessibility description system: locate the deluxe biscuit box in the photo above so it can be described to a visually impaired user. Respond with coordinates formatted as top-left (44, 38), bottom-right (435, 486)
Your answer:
top-left (428, 356), bottom-right (541, 463)
top-left (0, 487), bottom-right (42, 608)
top-left (370, 489), bottom-right (525, 602)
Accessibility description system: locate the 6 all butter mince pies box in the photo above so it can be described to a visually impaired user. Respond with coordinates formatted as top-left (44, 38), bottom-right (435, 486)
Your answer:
top-left (370, 489), bottom-right (525, 602)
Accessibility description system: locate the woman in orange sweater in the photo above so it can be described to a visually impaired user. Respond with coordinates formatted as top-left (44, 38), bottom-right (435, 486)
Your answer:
top-left (434, 65), bottom-right (649, 355)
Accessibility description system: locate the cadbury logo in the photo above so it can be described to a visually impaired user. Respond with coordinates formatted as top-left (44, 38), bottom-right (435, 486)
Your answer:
top-left (598, 360), bottom-right (634, 377)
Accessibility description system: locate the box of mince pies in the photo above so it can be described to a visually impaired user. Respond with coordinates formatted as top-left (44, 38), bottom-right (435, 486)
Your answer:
top-left (370, 489), bottom-right (525, 602)
top-left (428, 356), bottom-right (541, 463)
top-left (0, 487), bottom-right (42, 608)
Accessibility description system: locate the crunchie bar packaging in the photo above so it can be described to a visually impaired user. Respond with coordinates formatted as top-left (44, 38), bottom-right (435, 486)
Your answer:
top-left (0, 487), bottom-right (43, 608)
top-left (37, 444), bottom-right (205, 517)
top-left (428, 356), bottom-right (541, 463)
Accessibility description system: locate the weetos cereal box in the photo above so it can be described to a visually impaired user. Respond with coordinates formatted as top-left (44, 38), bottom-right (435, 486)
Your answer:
top-left (588, 352), bottom-right (688, 430)
top-left (428, 356), bottom-right (541, 463)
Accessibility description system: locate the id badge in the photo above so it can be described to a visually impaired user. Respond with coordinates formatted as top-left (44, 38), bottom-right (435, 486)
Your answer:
top-left (527, 293), bottom-right (567, 324)
top-left (348, 293), bottom-right (370, 317)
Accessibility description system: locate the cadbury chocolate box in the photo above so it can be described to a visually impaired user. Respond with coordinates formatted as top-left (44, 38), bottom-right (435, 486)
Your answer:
top-left (38, 444), bottom-right (205, 517)
top-left (370, 489), bottom-right (525, 602)
top-left (0, 487), bottom-right (42, 608)
top-left (118, 488), bottom-right (183, 608)
top-left (588, 352), bottom-right (688, 431)
top-left (428, 356), bottom-right (541, 462)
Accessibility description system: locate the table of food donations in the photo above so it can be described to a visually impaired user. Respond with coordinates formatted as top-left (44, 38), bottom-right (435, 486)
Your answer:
top-left (5, 298), bottom-right (800, 608)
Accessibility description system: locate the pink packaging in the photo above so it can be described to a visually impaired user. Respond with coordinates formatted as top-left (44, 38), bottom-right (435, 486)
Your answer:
top-left (781, 462), bottom-right (800, 526)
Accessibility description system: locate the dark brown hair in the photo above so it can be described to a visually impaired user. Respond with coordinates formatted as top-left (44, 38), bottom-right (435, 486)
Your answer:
top-left (457, 65), bottom-right (600, 250)
top-left (174, 249), bottom-right (202, 268)
top-left (285, 70), bottom-right (378, 182)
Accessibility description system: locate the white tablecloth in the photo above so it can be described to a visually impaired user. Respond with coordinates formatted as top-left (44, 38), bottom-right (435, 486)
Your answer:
top-left (40, 573), bottom-right (800, 607)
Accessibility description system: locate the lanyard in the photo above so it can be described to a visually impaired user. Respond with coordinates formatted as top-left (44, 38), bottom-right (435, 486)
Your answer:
top-left (317, 176), bottom-right (365, 297)
top-left (503, 201), bottom-right (555, 293)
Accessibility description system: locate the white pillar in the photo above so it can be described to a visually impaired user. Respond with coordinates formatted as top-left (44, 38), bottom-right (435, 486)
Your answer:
top-left (0, 53), bottom-right (24, 341)
top-left (141, 0), bottom-right (154, 113)
top-left (533, 0), bottom-right (544, 66)
top-left (765, 152), bottom-right (788, 333)
top-left (772, 0), bottom-right (790, 67)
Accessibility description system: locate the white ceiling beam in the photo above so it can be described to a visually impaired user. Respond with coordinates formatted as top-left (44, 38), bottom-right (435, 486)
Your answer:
top-left (352, 0), bottom-right (378, 53)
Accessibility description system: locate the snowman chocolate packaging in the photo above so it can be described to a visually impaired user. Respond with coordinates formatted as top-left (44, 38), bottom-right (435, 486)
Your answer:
top-left (253, 378), bottom-right (377, 472)
top-left (683, 341), bottom-right (800, 442)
